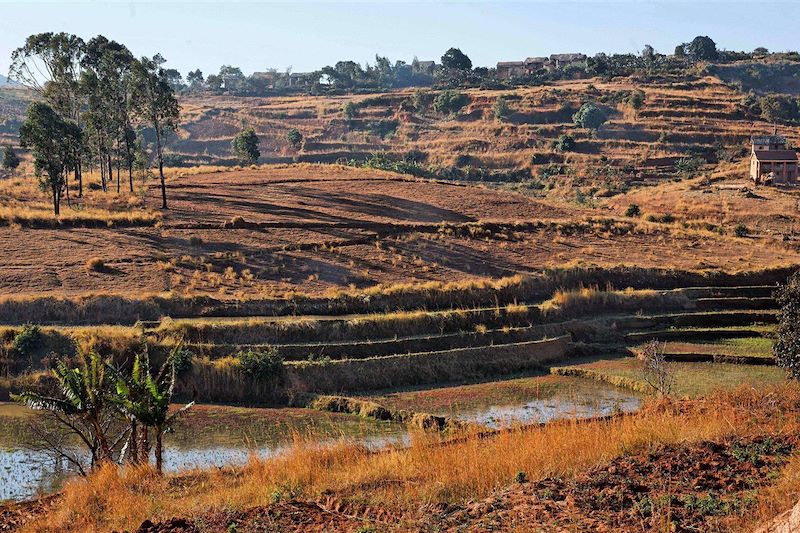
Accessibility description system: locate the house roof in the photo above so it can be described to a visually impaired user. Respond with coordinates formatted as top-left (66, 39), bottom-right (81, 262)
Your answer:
top-left (497, 61), bottom-right (525, 68)
top-left (525, 57), bottom-right (548, 64)
top-left (550, 53), bottom-right (587, 61)
top-left (753, 150), bottom-right (798, 162)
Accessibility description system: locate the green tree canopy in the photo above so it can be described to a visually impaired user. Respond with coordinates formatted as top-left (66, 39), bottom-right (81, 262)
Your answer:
top-left (287, 128), bottom-right (303, 150)
top-left (130, 54), bottom-right (180, 209)
top-left (19, 102), bottom-right (81, 215)
top-left (441, 48), bottom-right (472, 71)
top-left (684, 35), bottom-right (718, 61)
top-left (2, 145), bottom-right (20, 171)
top-left (572, 103), bottom-right (607, 130)
top-left (232, 127), bottom-right (261, 164)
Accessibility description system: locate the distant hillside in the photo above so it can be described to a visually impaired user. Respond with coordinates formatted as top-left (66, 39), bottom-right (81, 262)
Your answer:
top-left (171, 75), bottom-right (785, 200)
top-left (709, 61), bottom-right (800, 94)
top-left (0, 75), bottom-right (19, 87)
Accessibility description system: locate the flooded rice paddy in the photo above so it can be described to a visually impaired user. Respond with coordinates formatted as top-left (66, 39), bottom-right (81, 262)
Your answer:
top-left (1, 375), bottom-right (642, 501)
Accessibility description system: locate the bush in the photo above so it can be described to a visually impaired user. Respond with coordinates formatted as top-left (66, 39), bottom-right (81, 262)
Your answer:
top-left (169, 347), bottom-right (194, 376)
top-left (410, 90), bottom-right (433, 112)
top-left (734, 224), bottom-right (749, 237)
top-left (433, 90), bottom-right (469, 115)
top-left (188, 236), bottom-right (203, 247)
top-left (625, 89), bottom-right (645, 112)
top-left (238, 348), bottom-right (283, 382)
top-left (231, 127), bottom-right (260, 165)
top-left (286, 129), bottom-right (303, 150)
top-left (492, 96), bottom-right (512, 121)
top-left (625, 204), bottom-right (641, 217)
top-left (552, 134), bottom-right (576, 152)
top-left (85, 257), bottom-right (106, 272)
top-left (12, 324), bottom-right (42, 359)
top-left (343, 101), bottom-right (358, 120)
top-left (572, 103), bottom-right (607, 130)
top-left (645, 213), bottom-right (675, 224)
top-left (774, 271), bottom-right (800, 379)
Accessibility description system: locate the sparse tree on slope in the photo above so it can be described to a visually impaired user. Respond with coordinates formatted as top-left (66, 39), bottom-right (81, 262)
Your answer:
top-left (19, 102), bottom-right (80, 215)
top-left (572, 103), bottom-right (607, 131)
top-left (2, 145), bottom-right (20, 172)
top-left (232, 127), bottom-right (261, 165)
top-left (130, 55), bottom-right (180, 209)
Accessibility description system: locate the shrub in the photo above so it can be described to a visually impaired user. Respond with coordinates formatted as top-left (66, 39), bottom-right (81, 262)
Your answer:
top-left (433, 90), bottom-right (469, 115)
top-left (2, 145), bottom-right (20, 171)
top-left (645, 213), bottom-right (675, 224)
top-left (674, 157), bottom-right (705, 178)
top-left (572, 103), bottom-right (607, 130)
top-left (11, 324), bottom-right (42, 359)
top-left (188, 236), bottom-right (203, 247)
top-left (625, 89), bottom-right (645, 112)
top-left (237, 348), bottom-right (283, 382)
top-left (775, 271), bottom-right (800, 379)
top-left (169, 347), bottom-right (194, 376)
top-left (552, 134), bottom-right (576, 152)
top-left (625, 204), bottom-right (641, 217)
top-left (410, 90), bottom-right (433, 112)
top-left (286, 129), bottom-right (303, 150)
top-left (231, 127), bottom-right (260, 165)
top-left (85, 257), bottom-right (106, 272)
top-left (343, 101), bottom-right (358, 120)
top-left (492, 96), bottom-right (511, 121)
top-left (734, 224), bottom-right (749, 237)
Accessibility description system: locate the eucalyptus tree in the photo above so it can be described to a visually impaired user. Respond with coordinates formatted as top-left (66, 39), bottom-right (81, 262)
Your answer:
top-left (19, 102), bottom-right (81, 215)
top-left (82, 36), bottom-right (137, 193)
top-left (130, 54), bottom-right (180, 209)
top-left (10, 32), bottom-right (87, 195)
top-left (9, 32), bottom-right (85, 119)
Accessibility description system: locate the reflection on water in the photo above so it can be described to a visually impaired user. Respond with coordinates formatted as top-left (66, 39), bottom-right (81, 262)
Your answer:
top-left (455, 386), bottom-right (642, 428)
top-left (0, 404), bottom-right (406, 502)
top-left (0, 378), bottom-right (643, 502)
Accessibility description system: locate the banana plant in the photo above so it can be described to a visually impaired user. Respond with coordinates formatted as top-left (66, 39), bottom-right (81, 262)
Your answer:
top-left (113, 347), bottom-right (193, 473)
top-left (13, 351), bottom-right (114, 467)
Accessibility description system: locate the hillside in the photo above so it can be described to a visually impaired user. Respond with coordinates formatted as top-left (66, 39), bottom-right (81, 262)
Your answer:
top-left (171, 75), bottom-right (784, 195)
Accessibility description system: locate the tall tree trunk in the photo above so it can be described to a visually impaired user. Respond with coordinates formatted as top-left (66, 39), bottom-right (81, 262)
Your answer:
top-left (64, 171), bottom-right (71, 208)
top-left (74, 164), bottom-right (81, 198)
top-left (156, 130), bottom-right (167, 209)
top-left (52, 188), bottom-right (60, 216)
top-left (99, 140), bottom-right (107, 192)
top-left (124, 123), bottom-right (134, 193)
top-left (93, 418), bottom-right (111, 462)
top-left (155, 431), bottom-right (163, 473)
top-left (107, 154), bottom-right (113, 189)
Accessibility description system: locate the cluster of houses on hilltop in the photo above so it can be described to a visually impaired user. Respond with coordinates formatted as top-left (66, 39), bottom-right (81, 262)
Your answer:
top-left (496, 54), bottom-right (588, 79)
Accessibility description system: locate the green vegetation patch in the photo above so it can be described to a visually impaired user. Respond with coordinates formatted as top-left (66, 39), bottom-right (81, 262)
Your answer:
top-left (553, 356), bottom-right (786, 397)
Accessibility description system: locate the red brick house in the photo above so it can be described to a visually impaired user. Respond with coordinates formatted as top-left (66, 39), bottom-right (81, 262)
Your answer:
top-left (750, 135), bottom-right (798, 186)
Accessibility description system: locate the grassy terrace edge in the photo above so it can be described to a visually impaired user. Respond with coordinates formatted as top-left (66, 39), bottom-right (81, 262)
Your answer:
top-left (0, 265), bottom-right (793, 325)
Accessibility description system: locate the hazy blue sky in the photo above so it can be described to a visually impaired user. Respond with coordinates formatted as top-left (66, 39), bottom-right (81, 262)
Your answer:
top-left (3, 2), bottom-right (800, 78)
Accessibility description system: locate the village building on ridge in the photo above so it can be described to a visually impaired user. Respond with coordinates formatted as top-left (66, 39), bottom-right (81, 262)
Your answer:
top-left (750, 135), bottom-right (798, 186)
top-left (496, 53), bottom-right (587, 79)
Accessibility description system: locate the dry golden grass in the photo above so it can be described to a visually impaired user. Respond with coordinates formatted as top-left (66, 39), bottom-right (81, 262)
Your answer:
top-left (0, 204), bottom-right (160, 228)
top-left (20, 384), bottom-right (800, 533)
